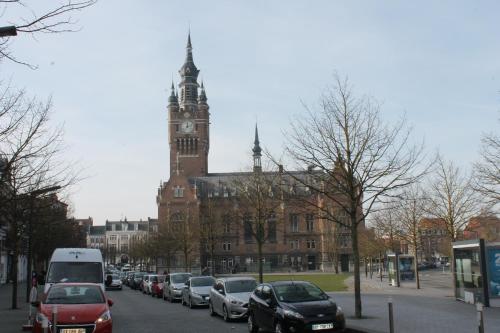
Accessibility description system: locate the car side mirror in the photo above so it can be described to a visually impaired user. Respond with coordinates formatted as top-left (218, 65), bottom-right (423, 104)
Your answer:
top-left (218, 288), bottom-right (225, 295)
top-left (107, 299), bottom-right (114, 307)
top-left (31, 301), bottom-right (40, 307)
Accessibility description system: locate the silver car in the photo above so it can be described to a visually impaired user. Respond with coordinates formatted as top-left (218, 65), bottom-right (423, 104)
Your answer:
top-left (163, 272), bottom-right (192, 302)
top-left (209, 277), bottom-right (257, 321)
top-left (181, 276), bottom-right (216, 308)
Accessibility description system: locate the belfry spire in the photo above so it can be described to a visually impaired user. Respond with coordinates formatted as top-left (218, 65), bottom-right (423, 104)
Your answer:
top-left (179, 32), bottom-right (200, 108)
top-left (253, 124), bottom-right (262, 172)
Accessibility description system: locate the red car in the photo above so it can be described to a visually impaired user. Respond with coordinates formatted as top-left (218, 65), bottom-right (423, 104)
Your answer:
top-left (33, 283), bottom-right (113, 333)
top-left (151, 275), bottom-right (166, 298)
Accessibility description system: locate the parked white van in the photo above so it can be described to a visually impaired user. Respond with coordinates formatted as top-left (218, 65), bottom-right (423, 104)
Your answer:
top-left (44, 248), bottom-right (104, 293)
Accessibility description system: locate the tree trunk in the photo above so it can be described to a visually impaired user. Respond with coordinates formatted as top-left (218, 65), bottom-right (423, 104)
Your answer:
top-left (334, 254), bottom-right (339, 274)
top-left (414, 241), bottom-right (420, 289)
top-left (364, 257), bottom-right (368, 279)
top-left (351, 222), bottom-right (362, 318)
top-left (11, 242), bottom-right (18, 309)
top-left (258, 240), bottom-right (263, 283)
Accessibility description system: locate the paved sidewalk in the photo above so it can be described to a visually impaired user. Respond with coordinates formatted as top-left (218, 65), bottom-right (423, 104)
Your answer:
top-left (336, 271), bottom-right (500, 333)
top-left (0, 283), bottom-right (32, 333)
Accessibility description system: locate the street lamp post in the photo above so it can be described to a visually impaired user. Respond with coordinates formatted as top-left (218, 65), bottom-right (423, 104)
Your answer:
top-left (0, 26), bottom-right (17, 37)
top-left (25, 185), bottom-right (61, 303)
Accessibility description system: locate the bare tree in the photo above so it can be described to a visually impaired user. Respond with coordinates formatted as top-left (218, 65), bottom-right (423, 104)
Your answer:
top-left (0, 0), bottom-right (97, 68)
top-left (0, 92), bottom-right (78, 309)
top-left (474, 130), bottom-right (500, 208)
top-left (170, 207), bottom-right (199, 272)
top-left (323, 222), bottom-right (344, 274)
top-left (394, 185), bottom-right (427, 289)
top-left (427, 156), bottom-right (480, 244)
top-left (199, 196), bottom-right (225, 274)
top-left (279, 75), bottom-right (427, 318)
top-left (372, 205), bottom-right (401, 254)
top-left (230, 168), bottom-right (284, 283)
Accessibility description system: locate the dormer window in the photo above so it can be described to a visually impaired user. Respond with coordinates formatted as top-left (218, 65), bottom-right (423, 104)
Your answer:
top-left (174, 186), bottom-right (184, 198)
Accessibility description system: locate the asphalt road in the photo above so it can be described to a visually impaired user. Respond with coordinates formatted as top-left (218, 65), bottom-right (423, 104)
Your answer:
top-left (108, 287), bottom-right (364, 333)
top-left (107, 287), bottom-right (248, 333)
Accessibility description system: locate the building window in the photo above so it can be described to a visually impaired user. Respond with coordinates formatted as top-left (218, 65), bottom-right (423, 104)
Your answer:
top-left (268, 213), bottom-right (276, 243)
top-left (306, 240), bottom-right (316, 249)
top-left (244, 216), bottom-right (253, 243)
top-left (290, 239), bottom-right (299, 250)
top-left (223, 215), bottom-right (231, 234)
top-left (109, 235), bottom-right (117, 242)
top-left (120, 235), bottom-right (128, 242)
top-left (175, 124), bottom-right (179, 132)
top-left (306, 214), bottom-right (314, 232)
top-left (222, 242), bottom-right (231, 252)
top-left (290, 214), bottom-right (299, 233)
top-left (174, 186), bottom-right (184, 198)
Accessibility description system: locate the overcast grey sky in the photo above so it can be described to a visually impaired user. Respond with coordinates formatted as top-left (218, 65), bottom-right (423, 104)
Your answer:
top-left (2, 1), bottom-right (499, 224)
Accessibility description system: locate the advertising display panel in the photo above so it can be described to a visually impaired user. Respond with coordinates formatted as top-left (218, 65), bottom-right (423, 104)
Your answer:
top-left (487, 247), bottom-right (500, 299)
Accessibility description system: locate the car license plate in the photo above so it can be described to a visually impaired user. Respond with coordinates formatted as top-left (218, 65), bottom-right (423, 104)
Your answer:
top-left (61, 329), bottom-right (86, 333)
top-left (312, 323), bottom-right (334, 330)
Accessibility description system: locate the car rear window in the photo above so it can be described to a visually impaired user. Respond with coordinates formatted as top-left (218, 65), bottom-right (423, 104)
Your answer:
top-left (171, 274), bottom-right (191, 283)
top-left (226, 279), bottom-right (257, 293)
top-left (191, 277), bottom-right (215, 287)
top-left (47, 262), bottom-right (103, 284)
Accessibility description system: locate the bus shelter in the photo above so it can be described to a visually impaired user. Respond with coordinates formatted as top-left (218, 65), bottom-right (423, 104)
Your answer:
top-left (387, 254), bottom-right (415, 287)
top-left (453, 239), bottom-right (500, 307)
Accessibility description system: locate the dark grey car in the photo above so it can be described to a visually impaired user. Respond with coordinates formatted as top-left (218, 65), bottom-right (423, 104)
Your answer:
top-left (181, 276), bottom-right (216, 308)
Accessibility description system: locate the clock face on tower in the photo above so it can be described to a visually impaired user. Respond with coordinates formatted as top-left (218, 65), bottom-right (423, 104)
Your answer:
top-left (181, 120), bottom-right (194, 133)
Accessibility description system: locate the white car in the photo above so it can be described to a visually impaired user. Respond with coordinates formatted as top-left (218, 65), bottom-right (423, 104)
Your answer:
top-left (208, 277), bottom-right (257, 321)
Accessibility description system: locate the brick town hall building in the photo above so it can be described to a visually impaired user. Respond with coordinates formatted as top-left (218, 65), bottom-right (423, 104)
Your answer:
top-left (156, 35), bottom-right (353, 274)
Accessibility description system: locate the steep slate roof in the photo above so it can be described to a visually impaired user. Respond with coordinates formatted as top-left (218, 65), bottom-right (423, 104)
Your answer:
top-left (89, 226), bottom-right (106, 235)
top-left (189, 170), bottom-right (321, 198)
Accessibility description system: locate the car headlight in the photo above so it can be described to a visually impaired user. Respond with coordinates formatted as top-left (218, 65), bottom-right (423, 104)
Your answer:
top-left (192, 292), bottom-right (201, 298)
top-left (36, 312), bottom-right (49, 324)
top-left (283, 309), bottom-right (304, 319)
top-left (230, 299), bottom-right (243, 305)
top-left (95, 310), bottom-right (111, 324)
top-left (336, 306), bottom-right (344, 316)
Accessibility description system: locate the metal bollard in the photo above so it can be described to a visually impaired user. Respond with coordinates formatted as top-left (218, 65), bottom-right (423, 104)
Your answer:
top-left (52, 305), bottom-right (58, 333)
top-left (476, 302), bottom-right (484, 333)
top-left (42, 316), bottom-right (48, 333)
top-left (388, 297), bottom-right (394, 333)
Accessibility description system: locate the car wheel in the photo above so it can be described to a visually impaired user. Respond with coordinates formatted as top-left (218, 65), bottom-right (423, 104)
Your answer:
top-left (188, 297), bottom-right (193, 309)
top-left (248, 313), bottom-right (259, 333)
top-left (208, 301), bottom-right (216, 316)
top-left (275, 322), bottom-right (284, 333)
top-left (223, 305), bottom-right (231, 322)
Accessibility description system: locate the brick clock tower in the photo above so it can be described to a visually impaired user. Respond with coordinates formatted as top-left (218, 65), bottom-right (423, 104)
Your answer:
top-left (168, 34), bottom-right (209, 177)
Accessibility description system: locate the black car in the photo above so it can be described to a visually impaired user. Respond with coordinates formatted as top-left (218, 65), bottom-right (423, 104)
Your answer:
top-left (247, 281), bottom-right (345, 333)
top-left (131, 272), bottom-right (147, 290)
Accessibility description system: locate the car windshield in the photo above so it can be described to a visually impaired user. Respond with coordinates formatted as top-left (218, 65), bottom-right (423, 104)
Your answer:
top-left (226, 279), bottom-right (257, 293)
top-left (112, 275), bottom-right (120, 279)
top-left (47, 262), bottom-right (103, 284)
top-left (171, 274), bottom-right (191, 284)
top-left (191, 277), bottom-right (215, 287)
top-left (273, 283), bottom-right (328, 303)
top-left (45, 285), bottom-right (105, 304)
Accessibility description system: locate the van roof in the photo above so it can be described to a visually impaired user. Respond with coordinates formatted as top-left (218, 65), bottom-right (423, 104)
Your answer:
top-left (50, 248), bottom-right (103, 262)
